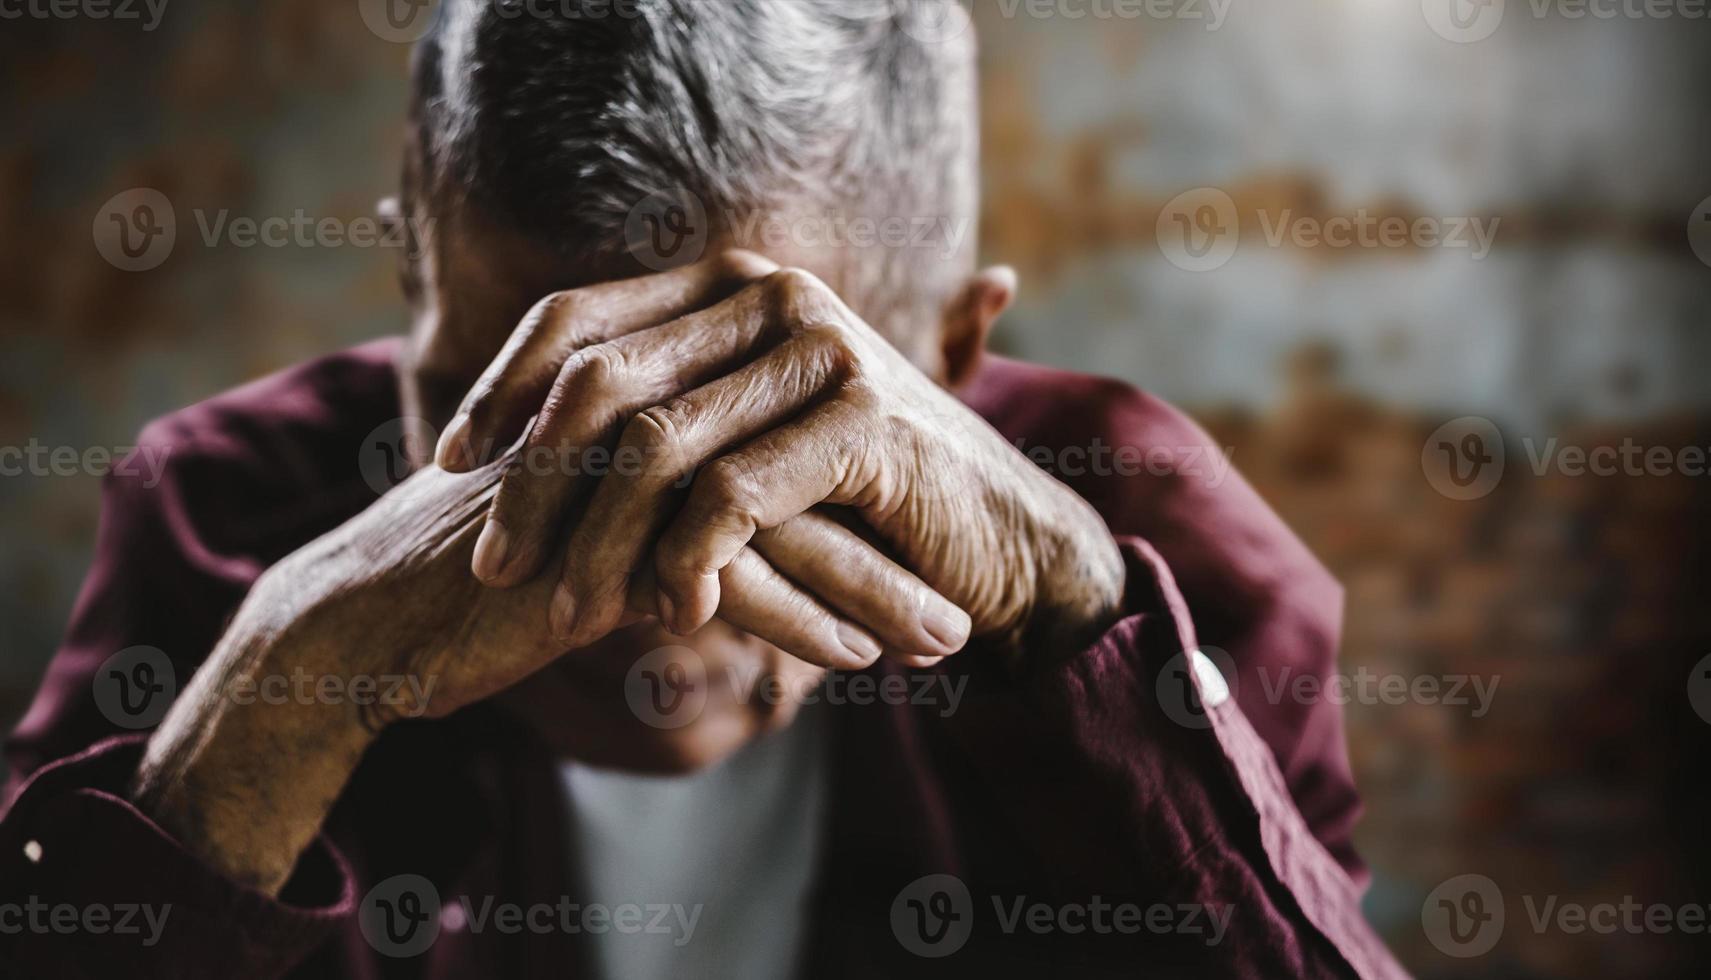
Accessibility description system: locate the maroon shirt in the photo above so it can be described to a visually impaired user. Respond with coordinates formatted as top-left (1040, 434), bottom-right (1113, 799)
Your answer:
top-left (0, 340), bottom-right (1406, 978)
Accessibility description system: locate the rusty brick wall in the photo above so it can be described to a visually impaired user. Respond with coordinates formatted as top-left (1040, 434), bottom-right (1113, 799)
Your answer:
top-left (3, 2), bottom-right (1710, 976)
top-left (969, 4), bottom-right (1711, 973)
top-left (0, 1), bottom-right (414, 694)
top-left (1199, 354), bottom-right (1711, 976)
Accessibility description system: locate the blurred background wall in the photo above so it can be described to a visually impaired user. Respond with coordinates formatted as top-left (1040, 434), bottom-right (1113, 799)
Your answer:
top-left (2, 1), bottom-right (1708, 976)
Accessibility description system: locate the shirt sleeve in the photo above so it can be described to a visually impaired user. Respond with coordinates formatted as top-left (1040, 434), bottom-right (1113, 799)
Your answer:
top-left (0, 424), bottom-right (360, 978)
top-left (0, 734), bottom-right (355, 980)
top-left (933, 535), bottom-right (1407, 979)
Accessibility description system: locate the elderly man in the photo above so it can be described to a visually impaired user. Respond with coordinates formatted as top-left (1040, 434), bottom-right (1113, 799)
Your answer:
top-left (1, 1), bottom-right (1404, 977)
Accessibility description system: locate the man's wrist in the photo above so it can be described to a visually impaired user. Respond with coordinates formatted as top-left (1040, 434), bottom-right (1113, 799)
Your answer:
top-left (1022, 497), bottom-right (1128, 659)
top-left (131, 574), bottom-right (381, 895)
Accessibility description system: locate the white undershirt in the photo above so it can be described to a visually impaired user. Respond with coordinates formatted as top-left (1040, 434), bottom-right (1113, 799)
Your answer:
top-left (558, 703), bottom-right (827, 980)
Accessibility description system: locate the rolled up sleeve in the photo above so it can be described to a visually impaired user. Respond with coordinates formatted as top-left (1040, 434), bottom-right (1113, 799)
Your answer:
top-left (0, 735), bottom-right (354, 980)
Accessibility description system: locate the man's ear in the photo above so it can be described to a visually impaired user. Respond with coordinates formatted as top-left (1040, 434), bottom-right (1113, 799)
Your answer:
top-left (940, 265), bottom-right (1017, 388)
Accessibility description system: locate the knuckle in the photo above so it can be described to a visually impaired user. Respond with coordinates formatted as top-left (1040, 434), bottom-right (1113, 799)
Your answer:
top-left (623, 403), bottom-right (692, 481)
top-left (561, 344), bottom-right (628, 398)
top-left (696, 456), bottom-right (758, 517)
top-left (459, 383), bottom-right (497, 426)
top-left (796, 321), bottom-right (860, 375)
top-left (521, 290), bottom-right (584, 334)
top-left (528, 289), bottom-right (615, 351)
top-left (797, 319), bottom-right (853, 352)
top-left (712, 249), bottom-right (776, 285)
top-left (535, 345), bottom-right (629, 443)
top-left (765, 267), bottom-right (829, 308)
top-left (839, 376), bottom-right (882, 413)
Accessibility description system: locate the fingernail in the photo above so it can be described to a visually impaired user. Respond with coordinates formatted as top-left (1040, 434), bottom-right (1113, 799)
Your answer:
top-left (657, 591), bottom-right (678, 633)
top-left (922, 609), bottom-right (972, 652)
top-left (435, 413), bottom-right (471, 470)
top-left (471, 521), bottom-right (510, 582)
top-left (550, 582), bottom-right (578, 642)
top-left (836, 623), bottom-right (882, 667)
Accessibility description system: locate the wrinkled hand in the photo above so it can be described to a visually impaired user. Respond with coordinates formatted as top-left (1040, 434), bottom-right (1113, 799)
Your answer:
top-left (259, 454), bottom-right (965, 731)
top-left (438, 251), bottom-right (1126, 661)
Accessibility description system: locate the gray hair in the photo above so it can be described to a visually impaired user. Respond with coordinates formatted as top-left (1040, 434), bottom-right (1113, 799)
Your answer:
top-left (411, 0), bottom-right (978, 333)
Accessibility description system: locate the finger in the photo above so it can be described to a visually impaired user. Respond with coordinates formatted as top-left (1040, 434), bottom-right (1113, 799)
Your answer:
top-left (438, 250), bottom-right (779, 471)
top-left (751, 510), bottom-right (970, 657)
top-left (652, 398), bottom-right (875, 635)
top-left (556, 326), bottom-right (854, 636)
top-left (706, 547), bottom-right (885, 671)
top-left (475, 280), bottom-right (792, 588)
top-left (626, 527), bottom-right (938, 670)
top-left (622, 513), bottom-right (958, 663)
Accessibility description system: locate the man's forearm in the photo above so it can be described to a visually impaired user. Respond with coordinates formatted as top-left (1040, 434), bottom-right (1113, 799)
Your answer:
top-left (130, 571), bottom-right (378, 896)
